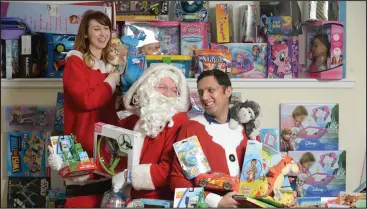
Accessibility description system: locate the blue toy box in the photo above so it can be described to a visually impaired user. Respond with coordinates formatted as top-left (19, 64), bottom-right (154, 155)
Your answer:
top-left (173, 187), bottom-right (204, 208)
top-left (211, 43), bottom-right (267, 78)
top-left (260, 128), bottom-right (280, 152)
top-left (288, 150), bottom-right (346, 197)
top-left (146, 55), bottom-right (192, 78)
top-left (7, 131), bottom-right (48, 177)
top-left (280, 103), bottom-right (339, 151)
top-left (172, 1), bottom-right (209, 22)
top-left (54, 92), bottom-right (64, 132)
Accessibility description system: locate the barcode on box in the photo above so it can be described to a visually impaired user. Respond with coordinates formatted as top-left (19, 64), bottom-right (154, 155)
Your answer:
top-left (47, 4), bottom-right (60, 17)
top-left (21, 35), bottom-right (32, 55)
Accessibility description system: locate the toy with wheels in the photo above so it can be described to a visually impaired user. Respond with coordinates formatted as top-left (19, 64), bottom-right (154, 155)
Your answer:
top-left (195, 172), bottom-right (239, 192)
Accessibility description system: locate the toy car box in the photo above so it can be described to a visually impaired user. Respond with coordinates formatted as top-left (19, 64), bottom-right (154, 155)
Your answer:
top-left (7, 131), bottom-right (48, 177)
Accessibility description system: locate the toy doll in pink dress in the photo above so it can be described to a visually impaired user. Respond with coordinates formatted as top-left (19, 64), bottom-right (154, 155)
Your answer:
top-left (281, 105), bottom-right (309, 131)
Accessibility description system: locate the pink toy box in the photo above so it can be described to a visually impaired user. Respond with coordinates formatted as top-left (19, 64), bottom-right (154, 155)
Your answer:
top-left (180, 22), bottom-right (211, 55)
top-left (302, 20), bottom-right (344, 80)
top-left (267, 35), bottom-right (299, 78)
top-left (211, 43), bottom-right (267, 78)
top-left (1, 2), bottom-right (112, 35)
top-left (123, 21), bottom-right (180, 55)
top-left (288, 150), bottom-right (346, 197)
top-left (280, 103), bottom-right (339, 151)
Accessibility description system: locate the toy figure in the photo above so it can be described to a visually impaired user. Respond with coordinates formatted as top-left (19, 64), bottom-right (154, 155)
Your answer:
top-left (247, 159), bottom-right (257, 182)
top-left (229, 100), bottom-right (261, 139)
top-left (271, 42), bottom-right (291, 78)
top-left (105, 47), bottom-right (122, 73)
top-left (196, 190), bottom-right (209, 208)
top-left (120, 55), bottom-right (145, 93)
top-left (308, 33), bottom-right (330, 72)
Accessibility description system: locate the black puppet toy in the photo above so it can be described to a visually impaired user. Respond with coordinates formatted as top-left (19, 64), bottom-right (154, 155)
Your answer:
top-left (229, 100), bottom-right (261, 139)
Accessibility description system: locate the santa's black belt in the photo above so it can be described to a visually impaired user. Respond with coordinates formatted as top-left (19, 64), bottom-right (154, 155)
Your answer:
top-left (65, 179), bottom-right (112, 198)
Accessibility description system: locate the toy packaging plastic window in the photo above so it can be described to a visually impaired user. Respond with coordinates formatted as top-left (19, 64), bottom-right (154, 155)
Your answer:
top-left (239, 5), bottom-right (257, 43)
top-left (123, 21), bottom-right (180, 55)
top-left (4, 105), bottom-right (55, 132)
top-left (173, 136), bottom-right (211, 180)
top-left (172, 1), bottom-right (209, 22)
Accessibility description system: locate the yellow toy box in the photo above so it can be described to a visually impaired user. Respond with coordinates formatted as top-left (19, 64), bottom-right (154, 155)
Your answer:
top-left (215, 4), bottom-right (233, 43)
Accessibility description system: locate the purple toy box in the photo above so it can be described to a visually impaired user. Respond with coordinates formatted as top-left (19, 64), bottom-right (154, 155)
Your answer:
top-left (267, 35), bottom-right (299, 78)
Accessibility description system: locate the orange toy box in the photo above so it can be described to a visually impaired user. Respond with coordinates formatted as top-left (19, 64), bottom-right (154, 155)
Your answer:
top-left (215, 4), bottom-right (233, 43)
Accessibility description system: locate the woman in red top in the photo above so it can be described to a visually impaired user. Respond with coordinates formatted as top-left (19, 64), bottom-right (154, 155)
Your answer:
top-left (48, 10), bottom-right (123, 208)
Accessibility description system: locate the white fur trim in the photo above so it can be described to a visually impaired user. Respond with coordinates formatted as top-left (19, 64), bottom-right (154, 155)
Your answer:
top-left (191, 115), bottom-right (243, 177)
top-left (205, 193), bottom-right (222, 208)
top-left (66, 50), bottom-right (107, 73)
top-left (123, 63), bottom-right (189, 116)
top-left (130, 164), bottom-right (155, 190)
top-left (64, 174), bottom-right (90, 186)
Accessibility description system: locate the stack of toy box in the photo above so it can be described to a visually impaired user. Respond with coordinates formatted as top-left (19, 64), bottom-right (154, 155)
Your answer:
top-left (4, 105), bottom-right (55, 207)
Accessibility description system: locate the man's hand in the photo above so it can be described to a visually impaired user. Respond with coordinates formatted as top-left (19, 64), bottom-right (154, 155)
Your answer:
top-left (218, 192), bottom-right (239, 208)
top-left (112, 169), bottom-right (128, 193)
top-left (47, 146), bottom-right (63, 171)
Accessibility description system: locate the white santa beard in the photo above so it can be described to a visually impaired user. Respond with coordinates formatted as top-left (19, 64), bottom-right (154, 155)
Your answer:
top-left (137, 91), bottom-right (183, 138)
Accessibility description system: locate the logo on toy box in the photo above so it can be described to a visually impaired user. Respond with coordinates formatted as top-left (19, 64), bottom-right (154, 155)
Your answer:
top-left (10, 135), bottom-right (22, 173)
top-left (299, 139), bottom-right (323, 150)
top-left (184, 25), bottom-right (201, 34)
top-left (219, 21), bottom-right (226, 41)
top-left (307, 185), bottom-right (329, 196)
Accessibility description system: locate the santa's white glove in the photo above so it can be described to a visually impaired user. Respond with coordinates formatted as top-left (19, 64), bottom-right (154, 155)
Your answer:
top-left (112, 169), bottom-right (128, 193)
top-left (249, 128), bottom-right (261, 140)
top-left (47, 145), bottom-right (63, 171)
top-left (48, 146), bottom-right (90, 185)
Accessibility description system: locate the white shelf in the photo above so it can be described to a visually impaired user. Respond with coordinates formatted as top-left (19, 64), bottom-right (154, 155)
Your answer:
top-left (1, 78), bottom-right (356, 89)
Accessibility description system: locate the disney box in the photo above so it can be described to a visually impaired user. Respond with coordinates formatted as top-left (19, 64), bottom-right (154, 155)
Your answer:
top-left (288, 150), bottom-right (346, 197)
top-left (259, 128), bottom-right (280, 152)
top-left (280, 103), bottom-right (339, 151)
top-left (211, 43), bottom-right (267, 78)
top-left (267, 35), bottom-right (299, 78)
top-left (7, 131), bottom-right (48, 177)
top-left (173, 187), bottom-right (204, 208)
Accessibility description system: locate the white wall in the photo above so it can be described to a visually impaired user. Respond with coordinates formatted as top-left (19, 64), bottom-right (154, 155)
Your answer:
top-left (1, 1), bottom-right (366, 207)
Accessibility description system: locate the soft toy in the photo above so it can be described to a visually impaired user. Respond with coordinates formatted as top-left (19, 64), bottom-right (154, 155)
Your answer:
top-left (120, 55), bottom-right (145, 93)
top-left (105, 47), bottom-right (121, 73)
top-left (229, 100), bottom-right (261, 139)
top-left (121, 29), bottom-right (146, 56)
top-left (266, 156), bottom-right (299, 207)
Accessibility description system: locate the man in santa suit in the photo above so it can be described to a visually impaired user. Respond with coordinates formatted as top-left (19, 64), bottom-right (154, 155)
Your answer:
top-left (112, 63), bottom-right (190, 202)
top-left (170, 69), bottom-right (261, 208)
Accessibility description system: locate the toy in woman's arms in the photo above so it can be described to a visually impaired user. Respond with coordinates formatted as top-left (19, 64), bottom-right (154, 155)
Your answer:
top-left (229, 100), bottom-right (261, 139)
top-left (105, 47), bottom-right (123, 73)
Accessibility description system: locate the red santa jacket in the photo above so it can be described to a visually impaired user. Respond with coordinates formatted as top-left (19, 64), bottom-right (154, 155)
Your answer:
top-left (63, 53), bottom-right (119, 158)
top-left (170, 115), bottom-right (260, 207)
top-left (117, 112), bottom-right (189, 200)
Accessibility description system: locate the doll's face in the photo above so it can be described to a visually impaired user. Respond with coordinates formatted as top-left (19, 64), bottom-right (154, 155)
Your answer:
top-left (311, 38), bottom-right (328, 57)
top-left (238, 107), bottom-right (255, 123)
top-left (283, 133), bottom-right (291, 141)
top-left (140, 42), bottom-right (160, 55)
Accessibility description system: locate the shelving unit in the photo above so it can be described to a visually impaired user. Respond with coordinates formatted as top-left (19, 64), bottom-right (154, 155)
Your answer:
top-left (1, 78), bottom-right (356, 89)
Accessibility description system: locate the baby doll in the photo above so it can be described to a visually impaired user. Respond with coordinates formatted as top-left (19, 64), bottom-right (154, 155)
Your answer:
top-left (309, 33), bottom-right (330, 72)
top-left (229, 100), bottom-right (261, 139)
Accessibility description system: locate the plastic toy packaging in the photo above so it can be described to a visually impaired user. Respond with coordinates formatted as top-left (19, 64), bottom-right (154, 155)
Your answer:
top-left (172, 0), bottom-right (209, 22)
top-left (101, 190), bottom-right (127, 208)
top-left (4, 105), bottom-right (55, 132)
top-left (146, 55), bottom-right (192, 78)
top-left (48, 135), bottom-right (97, 178)
top-left (239, 5), bottom-right (257, 43)
top-left (173, 136), bottom-right (211, 180)
top-left (123, 21), bottom-right (180, 55)
top-left (193, 48), bottom-right (232, 78)
top-left (187, 90), bottom-right (204, 118)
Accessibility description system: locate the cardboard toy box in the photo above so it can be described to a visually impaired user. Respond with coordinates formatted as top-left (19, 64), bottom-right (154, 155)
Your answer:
top-left (215, 4), bottom-right (233, 43)
top-left (1, 2), bottom-right (112, 35)
top-left (7, 131), bottom-right (48, 177)
top-left (93, 122), bottom-right (143, 177)
top-left (7, 177), bottom-right (50, 208)
top-left (49, 135), bottom-right (97, 178)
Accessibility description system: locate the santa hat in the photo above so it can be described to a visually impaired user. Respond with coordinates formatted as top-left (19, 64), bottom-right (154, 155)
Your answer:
top-left (123, 63), bottom-right (190, 115)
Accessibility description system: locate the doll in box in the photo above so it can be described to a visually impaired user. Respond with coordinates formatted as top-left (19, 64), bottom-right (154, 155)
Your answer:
top-left (309, 33), bottom-right (330, 73)
top-left (229, 100), bottom-right (261, 139)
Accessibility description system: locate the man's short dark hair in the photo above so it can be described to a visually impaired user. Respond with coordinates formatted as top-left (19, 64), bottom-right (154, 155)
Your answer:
top-left (197, 70), bottom-right (232, 102)
top-left (197, 69), bottom-right (232, 88)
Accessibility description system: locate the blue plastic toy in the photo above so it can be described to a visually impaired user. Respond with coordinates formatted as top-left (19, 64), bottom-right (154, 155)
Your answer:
top-left (120, 55), bottom-right (146, 93)
top-left (120, 27), bottom-right (146, 56)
